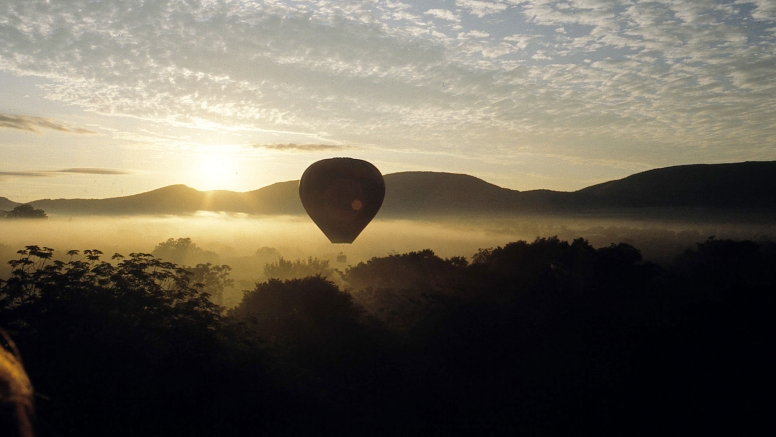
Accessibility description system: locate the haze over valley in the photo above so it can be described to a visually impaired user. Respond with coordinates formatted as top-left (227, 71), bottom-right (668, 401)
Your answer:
top-left (3, 161), bottom-right (775, 309)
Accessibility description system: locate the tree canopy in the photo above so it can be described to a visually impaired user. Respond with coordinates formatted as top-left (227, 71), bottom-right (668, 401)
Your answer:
top-left (3, 204), bottom-right (47, 219)
top-left (1, 237), bottom-right (774, 436)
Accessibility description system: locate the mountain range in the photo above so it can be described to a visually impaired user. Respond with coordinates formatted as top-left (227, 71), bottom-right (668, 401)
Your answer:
top-left (2, 161), bottom-right (775, 218)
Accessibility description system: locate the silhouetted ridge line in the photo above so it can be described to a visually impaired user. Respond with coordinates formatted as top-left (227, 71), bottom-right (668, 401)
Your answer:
top-left (574, 161), bottom-right (776, 209)
top-left (0, 196), bottom-right (20, 211)
top-left (382, 172), bottom-right (519, 215)
top-left (3, 161), bottom-right (775, 216)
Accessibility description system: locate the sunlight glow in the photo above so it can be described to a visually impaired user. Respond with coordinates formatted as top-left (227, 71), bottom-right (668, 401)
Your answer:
top-left (193, 151), bottom-right (240, 191)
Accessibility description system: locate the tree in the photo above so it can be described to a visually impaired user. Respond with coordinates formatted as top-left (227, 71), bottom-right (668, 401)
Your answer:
top-left (149, 238), bottom-right (234, 305)
top-left (0, 246), bottom-right (251, 437)
top-left (151, 237), bottom-right (218, 265)
top-left (345, 249), bottom-right (465, 292)
top-left (0, 246), bottom-right (223, 332)
top-left (343, 250), bottom-right (466, 331)
top-left (186, 263), bottom-right (234, 306)
top-left (4, 204), bottom-right (46, 219)
top-left (230, 276), bottom-right (364, 365)
top-left (262, 257), bottom-right (335, 281)
top-left (231, 276), bottom-right (360, 332)
top-left (253, 246), bottom-right (281, 265)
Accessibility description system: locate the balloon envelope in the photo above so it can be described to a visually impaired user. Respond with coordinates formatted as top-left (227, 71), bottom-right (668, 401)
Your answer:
top-left (299, 158), bottom-right (385, 244)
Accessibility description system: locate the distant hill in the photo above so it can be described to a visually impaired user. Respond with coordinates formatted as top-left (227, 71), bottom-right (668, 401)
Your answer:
top-left (379, 161), bottom-right (776, 215)
top-left (5, 161), bottom-right (776, 217)
top-left (381, 172), bottom-right (520, 215)
top-left (574, 161), bottom-right (776, 209)
top-left (380, 172), bottom-right (574, 216)
top-left (28, 182), bottom-right (305, 216)
top-left (0, 197), bottom-right (20, 211)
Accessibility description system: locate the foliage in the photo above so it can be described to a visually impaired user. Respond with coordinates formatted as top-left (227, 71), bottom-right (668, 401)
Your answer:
top-left (0, 247), bottom-right (285, 437)
top-left (1, 246), bottom-right (221, 330)
top-left (186, 263), bottom-right (234, 306)
top-left (151, 237), bottom-right (219, 266)
top-left (254, 246), bottom-right (281, 260)
top-left (4, 204), bottom-right (47, 219)
top-left (229, 276), bottom-right (400, 432)
top-left (345, 249), bottom-right (466, 292)
top-left (671, 237), bottom-right (776, 292)
top-left (262, 256), bottom-right (335, 281)
top-left (1, 237), bottom-right (774, 436)
top-left (344, 249), bottom-right (466, 331)
top-left (150, 238), bottom-right (234, 306)
top-left (230, 276), bottom-right (360, 346)
top-left (467, 236), bottom-right (657, 297)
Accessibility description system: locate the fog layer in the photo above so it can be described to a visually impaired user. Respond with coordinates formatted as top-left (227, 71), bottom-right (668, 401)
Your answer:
top-left (2, 213), bottom-right (774, 306)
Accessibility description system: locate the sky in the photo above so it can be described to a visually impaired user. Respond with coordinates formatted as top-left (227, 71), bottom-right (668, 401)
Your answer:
top-left (1, 0), bottom-right (775, 202)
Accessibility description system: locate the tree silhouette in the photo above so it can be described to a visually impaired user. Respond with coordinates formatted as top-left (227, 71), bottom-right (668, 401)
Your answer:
top-left (4, 204), bottom-right (46, 219)
top-left (149, 238), bottom-right (233, 305)
top-left (0, 247), bottom-right (261, 437)
top-left (343, 249), bottom-right (465, 331)
top-left (230, 276), bottom-right (361, 348)
top-left (186, 263), bottom-right (234, 306)
top-left (151, 237), bottom-right (218, 265)
top-left (262, 256), bottom-right (335, 281)
top-left (345, 249), bottom-right (465, 292)
top-left (2, 237), bottom-right (774, 436)
top-left (229, 275), bottom-right (401, 435)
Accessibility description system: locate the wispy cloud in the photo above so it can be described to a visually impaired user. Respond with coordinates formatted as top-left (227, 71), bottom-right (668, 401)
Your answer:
top-left (0, 114), bottom-right (97, 134)
top-left (0, 168), bottom-right (129, 178)
top-left (253, 143), bottom-right (354, 152)
top-left (0, 0), bottom-right (774, 173)
top-left (54, 168), bottom-right (130, 175)
top-left (425, 9), bottom-right (460, 22)
top-left (456, 0), bottom-right (509, 18)
top-left (0, 171), bottom-right (49, 177)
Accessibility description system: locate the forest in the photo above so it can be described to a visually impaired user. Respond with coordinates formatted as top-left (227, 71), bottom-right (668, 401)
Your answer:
top-left (1, 236), bottom-right (774, 436)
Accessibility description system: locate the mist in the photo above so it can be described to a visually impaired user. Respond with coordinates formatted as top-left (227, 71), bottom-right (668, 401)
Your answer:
top-left (3, 213), bottom-right (775, 300)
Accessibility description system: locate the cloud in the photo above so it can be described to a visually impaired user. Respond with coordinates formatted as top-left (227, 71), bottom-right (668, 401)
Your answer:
top-left (253, 143), bottom-right (354, 152)
top-left (424, 9), bottom-right (459, 22)
top-left (749, 0), bottom-right (776, 21)
top-left (503, 34), bottom-right (533, 49)
top-left (456, 0), bottom-right (509, 18)
top-left (70, 128), bottom-right (98, 134)
top-left (0, 171), bottom-right (49, 177)
top-left (459, 30), bottom-right (491, 39)
top-left (54, 168), bottom-right (130, 175)
top-left (0, 168), bottom-right (129, 178)
top-left (481, 42), bottom-right (516, 58)
top-left (0, 114), bottom-right (97, 134)
top-left (0, 0), bottom-right (774, 170)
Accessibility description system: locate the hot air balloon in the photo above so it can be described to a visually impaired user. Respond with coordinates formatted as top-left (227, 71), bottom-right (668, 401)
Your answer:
top-left (299, 158), bottom-right (385, 244)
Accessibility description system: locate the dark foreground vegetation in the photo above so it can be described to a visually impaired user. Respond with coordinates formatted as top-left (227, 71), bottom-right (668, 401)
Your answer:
top-left (1, 237), bottom-right (774, 436)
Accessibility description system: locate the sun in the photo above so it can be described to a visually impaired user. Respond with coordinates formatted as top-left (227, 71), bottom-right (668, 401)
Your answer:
top-left (193, 152), bottom-right (239, 191)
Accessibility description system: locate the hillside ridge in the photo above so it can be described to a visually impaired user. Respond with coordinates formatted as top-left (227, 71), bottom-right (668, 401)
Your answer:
top-left (2, 161), bottom-right (774, 216)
